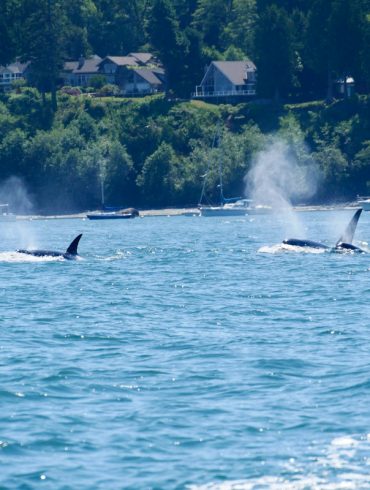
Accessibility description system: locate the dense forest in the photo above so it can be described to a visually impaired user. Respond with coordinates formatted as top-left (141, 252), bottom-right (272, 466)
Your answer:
top-left (1, 0), bottom-right (370, 212)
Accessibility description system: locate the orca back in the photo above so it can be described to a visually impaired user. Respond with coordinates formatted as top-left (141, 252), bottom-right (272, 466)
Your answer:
top-left (283, 238), bottom-right (329, 249)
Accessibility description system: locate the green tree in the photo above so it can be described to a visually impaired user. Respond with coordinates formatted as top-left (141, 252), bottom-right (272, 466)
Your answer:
top-left (330, 0), bottom-right (364, 97)
top-left (223, 0), bottom-right (257, 57)
top-left (137, 142), bottom-right (177, 206)
top-left (87, 0), bottom-right (147, 56)
top-left (254, 4), bottom-right (296, 100)
top-left (0, 0), bottom-right (22, 64)
top-left (193, 0), bottom-right (230, 50)
top-left (147, 0), bottom-right (184, 97)
top-left (21, 0), bottom-right (67, 111)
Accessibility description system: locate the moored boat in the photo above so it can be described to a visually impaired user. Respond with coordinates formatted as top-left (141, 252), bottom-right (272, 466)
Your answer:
top-left (86, 206), bottom-right (139, 220)
top-left (199, 199), bottom-right (272, 217)
top-left (87, 212), bottom-right (136, 220)
top-left (356, 196), bottom-right (370, 211)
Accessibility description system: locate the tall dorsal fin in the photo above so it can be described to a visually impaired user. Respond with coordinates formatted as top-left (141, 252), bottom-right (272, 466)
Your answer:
top-left (336, 209), bottom-right (362, 246)
top-left (66, 234), bottom-right (82, 255)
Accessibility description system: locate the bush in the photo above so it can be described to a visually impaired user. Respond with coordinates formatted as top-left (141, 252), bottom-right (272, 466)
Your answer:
top-left (60, 86), bottom-right (82, 96)
top-left (98, 84), bottom-right (121, 97)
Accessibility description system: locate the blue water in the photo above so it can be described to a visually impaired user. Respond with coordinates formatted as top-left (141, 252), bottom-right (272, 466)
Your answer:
top-left (1, 210), bottom-right (370, 490)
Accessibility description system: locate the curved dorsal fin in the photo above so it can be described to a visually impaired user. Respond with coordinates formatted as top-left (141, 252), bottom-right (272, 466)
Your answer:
top-left (66, 234), bottom-right (83, 255)
top-left (336, 209), bottom-right (362, 246)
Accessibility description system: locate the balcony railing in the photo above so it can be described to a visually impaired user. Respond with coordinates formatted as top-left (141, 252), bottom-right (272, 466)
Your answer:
top-left (192, 87), bottom-right (256, 98)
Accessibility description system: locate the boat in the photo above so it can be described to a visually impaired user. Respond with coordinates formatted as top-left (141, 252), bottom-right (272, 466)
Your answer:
top-left (86, 207), bottom-right (139, 220)
top-left (0, 204), bottom-right (16, 221)
top-left (200, 198), bottom-right (272, 217)
top-left (86, 211), bottom-right (136, 220)
top-left (356, 196), bottom-right (370, 211)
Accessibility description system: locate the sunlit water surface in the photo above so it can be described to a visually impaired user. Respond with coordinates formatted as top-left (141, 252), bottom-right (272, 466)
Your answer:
top-left (1, 210), bottom-right (370, 489)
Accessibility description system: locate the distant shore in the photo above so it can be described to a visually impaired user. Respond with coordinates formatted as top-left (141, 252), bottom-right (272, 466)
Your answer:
top-left (14, 203), bottom-right (361, 221)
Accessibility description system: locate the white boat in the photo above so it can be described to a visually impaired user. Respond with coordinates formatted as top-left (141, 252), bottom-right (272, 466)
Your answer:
top-left (199, 199), bottom-right (272, 217)
top-left (357, 197), bottom-right (370, 211)
top-left (0, 204), bottom-right (16, 221)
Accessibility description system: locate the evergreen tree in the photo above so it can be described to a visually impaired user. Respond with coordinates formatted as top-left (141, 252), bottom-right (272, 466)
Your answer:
top-left (193, 0), bottom-right (230, 50)
top-left (223, 0), bottom-right (257, 57)
top-left (0, 0), bottom-right (22, 64)
top-left (87, 0), bottom-right (147, 56)
top-left (147, 0), bottom-right (185, 97)
top-left (21, 0), bottom-right (67, 111)
top-left (305, 0), bottom-right (334, 100)
top-left (254, 4), bottom-right (296, 100)
top-left (330, 0), bottom-right (363, 96)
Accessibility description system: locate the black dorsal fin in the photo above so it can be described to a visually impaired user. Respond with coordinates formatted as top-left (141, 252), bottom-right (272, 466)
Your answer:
top-left (66, 234), bottom-right (82, 255)
top-left (336, 209), bottom-right (362, 246)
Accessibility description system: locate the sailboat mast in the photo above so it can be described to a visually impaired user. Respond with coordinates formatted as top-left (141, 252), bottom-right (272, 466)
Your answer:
top-left (217, 125), bottom-right (224, 205)
top-left (198, 124), bottom-right (219, 206)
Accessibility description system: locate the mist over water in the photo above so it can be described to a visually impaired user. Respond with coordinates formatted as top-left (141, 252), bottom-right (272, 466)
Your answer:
top-left (245, 139), bottom-right (321, 237)
top-left (0, 177), bottom-right (38, 248)
top-left (0, 176), bottom-right (33, 214)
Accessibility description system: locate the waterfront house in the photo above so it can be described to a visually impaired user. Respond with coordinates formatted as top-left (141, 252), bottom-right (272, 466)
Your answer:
top-left (192, 60), bottom-right (256, 100)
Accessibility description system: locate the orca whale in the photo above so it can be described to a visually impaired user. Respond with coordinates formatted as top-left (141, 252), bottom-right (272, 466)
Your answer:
top-left (17, 234), bottom-right (83, 260)
top-left (283, 209), bottom-right (365, 252)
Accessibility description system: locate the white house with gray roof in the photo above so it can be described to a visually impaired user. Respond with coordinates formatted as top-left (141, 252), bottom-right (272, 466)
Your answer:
top-left (193, 61), bottom-right (256, 99)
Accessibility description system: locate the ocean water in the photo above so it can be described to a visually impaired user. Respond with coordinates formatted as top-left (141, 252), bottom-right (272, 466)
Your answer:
top-left (1, 210), bottom-right (370, 490)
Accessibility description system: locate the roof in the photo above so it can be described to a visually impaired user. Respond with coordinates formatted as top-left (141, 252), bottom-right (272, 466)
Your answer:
top-left (63, 55), bottom-right (102, 74)
top-left (133, 68), bottom-right (163, 85)
top-left (100, 56), bottom-right (138, 67)
top-left (211, 61), bottom-right (256, 85)
top-left (129, 53), bottom-right (153, 65)
top-left (0, 61), bottom-right (30, 75)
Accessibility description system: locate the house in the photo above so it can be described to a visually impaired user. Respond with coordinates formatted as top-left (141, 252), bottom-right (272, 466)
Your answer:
top-left (0, 61), bottom-right (30, 92)
top-left (61, 55), bottom-right (102, 87)
top-left (128, 53), bottom-right (156, 65)
top-left (98, 53), bottom-right (165, 95)
top-left (119, 67), bottom-right (165, 96)
top-left (192, 60), bottom-right (256, 100)
top-left (60, 52), bottom-right (165, 96)
top-left (97, 56), bottom-right (139, 84)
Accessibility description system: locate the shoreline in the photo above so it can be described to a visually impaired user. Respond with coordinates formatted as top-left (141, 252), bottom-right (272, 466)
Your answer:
top-left (13, 203), bottom-right (361, 221)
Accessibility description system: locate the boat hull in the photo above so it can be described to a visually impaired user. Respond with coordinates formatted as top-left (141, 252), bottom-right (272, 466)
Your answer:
top-left (86, 213), bottom-right (136, 220)
top-left (357, 200), bottom-right (370, 211)
top-left (199, 206), bottom-right (247, 217)
top-left (199, 205), bottom-right (272, 217)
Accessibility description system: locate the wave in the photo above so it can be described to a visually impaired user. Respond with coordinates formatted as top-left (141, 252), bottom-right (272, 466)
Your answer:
top-left (258, 243), bottom-right (325, 254)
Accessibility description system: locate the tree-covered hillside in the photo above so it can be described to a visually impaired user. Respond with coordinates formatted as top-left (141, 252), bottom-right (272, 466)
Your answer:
top-left (0, 90), bottom-right (370, 212)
